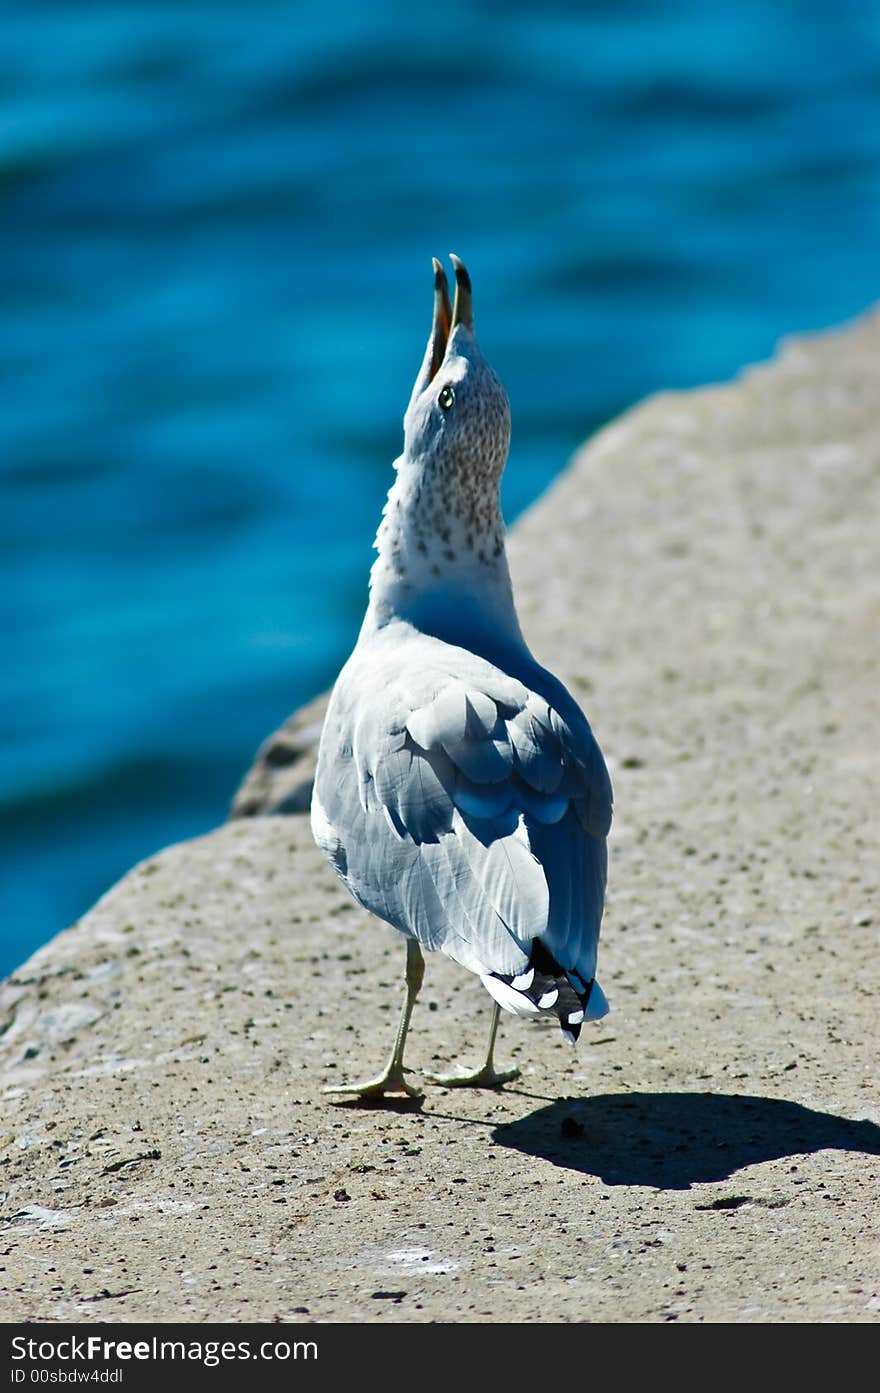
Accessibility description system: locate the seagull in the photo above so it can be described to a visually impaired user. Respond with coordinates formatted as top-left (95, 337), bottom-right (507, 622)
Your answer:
top-left (311, 255), bottom-right (612, 1100)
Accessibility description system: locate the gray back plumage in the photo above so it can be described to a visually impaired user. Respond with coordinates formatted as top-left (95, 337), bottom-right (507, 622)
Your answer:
top-left (312, 620), bottom-right (611, 985)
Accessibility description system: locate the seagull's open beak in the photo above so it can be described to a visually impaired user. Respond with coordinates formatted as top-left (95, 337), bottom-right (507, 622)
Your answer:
top-left (426, 254), bottom-right (473, 383)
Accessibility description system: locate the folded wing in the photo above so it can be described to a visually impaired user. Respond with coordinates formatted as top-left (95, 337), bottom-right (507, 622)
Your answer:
top-left (315, 629), bottom-right (612, 995)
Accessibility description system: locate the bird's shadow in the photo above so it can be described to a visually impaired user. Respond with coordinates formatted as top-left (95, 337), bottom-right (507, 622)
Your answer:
top-left (492, 1091), bottom-right (880, 1190)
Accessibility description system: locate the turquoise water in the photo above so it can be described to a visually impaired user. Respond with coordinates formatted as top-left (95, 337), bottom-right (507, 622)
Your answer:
top-left (3, 2), bottom-right (880, 976)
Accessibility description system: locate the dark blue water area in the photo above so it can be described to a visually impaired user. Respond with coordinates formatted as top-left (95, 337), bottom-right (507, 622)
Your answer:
top-left (2, 1), bottom-right (880, 976)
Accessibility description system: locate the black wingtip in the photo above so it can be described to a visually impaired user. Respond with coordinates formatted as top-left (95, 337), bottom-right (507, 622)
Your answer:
top-left (490, 940), bottom-right (593, 1040)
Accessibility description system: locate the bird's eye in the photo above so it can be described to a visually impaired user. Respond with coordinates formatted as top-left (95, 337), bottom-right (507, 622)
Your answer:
top-left (438, 384), bottom-right (455, 410)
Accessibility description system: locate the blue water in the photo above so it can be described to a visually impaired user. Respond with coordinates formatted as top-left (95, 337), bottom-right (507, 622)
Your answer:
top-left (3, 1), bottom-right (880, 977)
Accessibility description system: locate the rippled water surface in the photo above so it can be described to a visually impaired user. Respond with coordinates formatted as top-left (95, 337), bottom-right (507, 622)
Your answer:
top-left (3, 2), bottom-right (880, 974)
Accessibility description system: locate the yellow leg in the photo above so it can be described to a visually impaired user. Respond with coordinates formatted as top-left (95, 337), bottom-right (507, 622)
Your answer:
top-left (324, 939), bottom-right (425, 1100)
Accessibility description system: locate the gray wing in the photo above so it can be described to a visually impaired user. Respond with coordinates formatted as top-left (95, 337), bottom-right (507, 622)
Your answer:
top-left (312, 627), bottom-right (612, 987)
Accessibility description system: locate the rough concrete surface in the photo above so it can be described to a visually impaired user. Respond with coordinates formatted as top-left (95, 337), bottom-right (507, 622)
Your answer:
top-left (2, 311), bottom-right (879, 1323)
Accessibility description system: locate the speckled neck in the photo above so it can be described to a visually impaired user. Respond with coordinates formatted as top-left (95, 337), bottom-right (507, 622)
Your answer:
top-left (363, 457), bottom-right (523, 648)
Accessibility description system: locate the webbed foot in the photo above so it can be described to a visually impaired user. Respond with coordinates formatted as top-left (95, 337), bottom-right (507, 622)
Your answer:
top-left (323, 1064), bottom-right (424, 1102)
